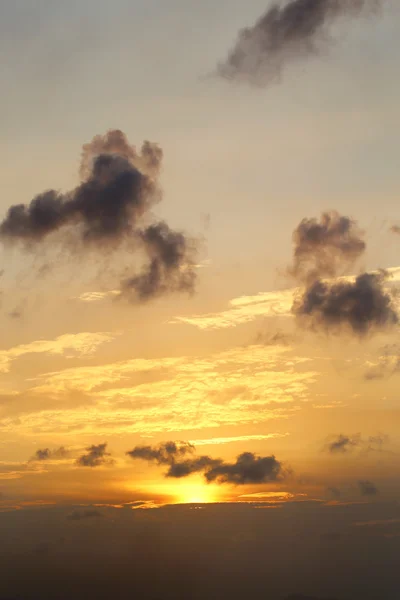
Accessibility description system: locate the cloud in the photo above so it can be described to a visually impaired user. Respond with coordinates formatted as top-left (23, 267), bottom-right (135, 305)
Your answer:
top-left (217, 0), bottom-right (380, 87)
top-left (204, 452), bottom-right (283, 485)
top-left (289, 211), bottom-right (365, 284)
top-left (364, 344), bottom-right (400, 380)
top-left (327, 434), bottom-right (360, 454)
top-left (13, 344), bottom-right (313, 437)
top-left (292, 271), bottom-right (398, 336)
top-left (0, 461), bottom-right (45, 480)
top-left (128, 500), bottom-right (162, 510)
top-left (66, 508), bottom-right (103, 520)
top-left (171, 266), bottom-right (400, 331)
top-left (127, 441), bottom-right (284, 485)
top-left (31, 447), bottom-right (68, 461)
top-left (0, 130), bottom-right (160, 244)
top-left (0, 129), bottom-right (197, 302)
top-left (255, 330), bottom-right (296, 346)
top-left (189, 433), bottom-right (289, 446)
top-left (166, 456), bottom-right (220, 479)
top-left (326, 433), bottom-right (388, 454)
top-left (121, 222), bottom-right (197, 301)
top-left (74, 290), bottom-right (120, 303)
top-left (390, 225), bottom-right (400, 235)
top-left (358, 480), bottom-right (379, 496)
top-left (0, 331), bottom-right (114, 374)
top-left (171, 289), bottom-right (294, 330)
top-left (76, 443), bottom-right (112, 468)
top-left (287, 213), bottom-right (398, 336)
top-left (239, 491), bottom-right (295, 500)
top-left (126, 441), bottom-right (195, 465)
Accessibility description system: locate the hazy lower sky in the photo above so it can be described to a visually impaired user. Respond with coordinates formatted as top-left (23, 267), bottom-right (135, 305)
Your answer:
top-left (0, 2), bottom-right (400, 599)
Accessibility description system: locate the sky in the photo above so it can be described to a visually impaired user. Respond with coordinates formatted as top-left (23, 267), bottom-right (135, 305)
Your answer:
top-left (0, 1), bottom-right (400, 599)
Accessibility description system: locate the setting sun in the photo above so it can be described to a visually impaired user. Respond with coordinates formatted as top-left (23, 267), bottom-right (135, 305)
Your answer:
top-left (176, 484), bottom-right (216, 504)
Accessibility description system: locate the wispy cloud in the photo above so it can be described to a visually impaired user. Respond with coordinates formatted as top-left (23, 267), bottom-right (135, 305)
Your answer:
top-left (189, 433), bottom-right (289, 446)
top-left (170, 289), bottom-right (294, 330)
top-left (1, 345), bottom-right (315, 436)
top-left (74, 291), bottom-right (120, 303)
top-left (0, 332), bottom-right (115, 373)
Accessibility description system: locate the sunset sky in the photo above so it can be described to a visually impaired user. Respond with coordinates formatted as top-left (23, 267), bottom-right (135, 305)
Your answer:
top-left (1, 2), bottom-right (400, 599)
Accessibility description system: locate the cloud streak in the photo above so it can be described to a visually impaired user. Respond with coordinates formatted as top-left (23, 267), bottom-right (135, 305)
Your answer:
top-left (0, 331), bottom-right (114, 374)
top-left (31, 447), bottom-right (69, 461)
top-left (217, 0), bottom-right (381, 87)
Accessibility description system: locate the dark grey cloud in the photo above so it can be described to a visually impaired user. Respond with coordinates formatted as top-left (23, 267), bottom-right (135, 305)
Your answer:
top-left (289, 211), bottom-right (365, 284)
top-left (0, 130), bottom-right (197, 301)
top-left (0, 130), bottom-right (160, 245)
top-left (126, 441), bottom-right (195, 465)
top-left (358, 479), bottom-right (379, 496)
top-left (31, 447), bottom-right (68, 461)
top-left (166, 456), bottom-right (220, 478)
top-left (127, 441), bottom-right (284, 485)
top-left (204, 452), bottom-right (283, 485)
top-left (292, 271), bottom-right (398, 336)
top-left (121, 222), bottom-right (197, 301)
top-left (217, 0), bottom-right (380, 87)
top-left (287, 213), bottom-right (397, 337)
top-left (66, 508), bottom-right (103, 521)
top-left (390, 225), bottom-right (400, 235)
top-left (76, 443), bottom-right (112, 468)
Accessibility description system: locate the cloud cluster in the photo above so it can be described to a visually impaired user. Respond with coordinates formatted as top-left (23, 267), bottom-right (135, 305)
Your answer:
top-left (121, 222), bottom-right (197, 301)
top-left (289, 211), bottom-right (365, 284)
top-left (217, 0), bottom-right (380, 87)
top-left (326, 433), bottom-right (388, 454)
top-left (0, 129), bottom-right (197, 302)
top-left (31, 447), bottom-right (68, 461)
top-left (126, 441), bottom-right (195, 465)
top-left (127, 441), bottom-right (284, 485)
top-left (288, 212), bottom-right (398, 336)
top-left (327, 434), bottom-right (360, 454)
top-left (76, 443), bottom-right (112, 468)
top-left (292, 271), bottom-right (398, 336)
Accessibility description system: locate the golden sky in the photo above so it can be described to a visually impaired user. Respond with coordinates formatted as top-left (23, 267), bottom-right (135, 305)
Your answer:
top-left (0, 0), bottom-right (400, 518)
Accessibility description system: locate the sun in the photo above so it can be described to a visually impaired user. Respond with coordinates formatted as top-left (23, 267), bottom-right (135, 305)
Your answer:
top-left (175, 483), bottom-right (216, 504)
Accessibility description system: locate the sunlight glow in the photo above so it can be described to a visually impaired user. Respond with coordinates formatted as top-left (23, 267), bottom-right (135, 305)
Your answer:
top-left (175, 484), bottom-right (217, 504)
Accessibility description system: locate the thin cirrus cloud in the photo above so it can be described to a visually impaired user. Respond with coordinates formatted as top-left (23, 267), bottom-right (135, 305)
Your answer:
top-left (0, 345), bottom-right (315, 436)
top-left (188, 433), bottom-right (290, 446)
top-left (0, 331), bottom-right (116, 374)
